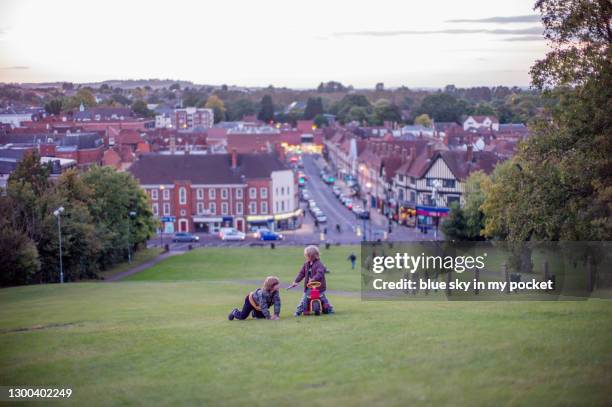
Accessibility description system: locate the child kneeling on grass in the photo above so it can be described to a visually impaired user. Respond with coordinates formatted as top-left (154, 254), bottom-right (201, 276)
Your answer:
top-left (288, 245), bottom-right (334, 316)
top-left (228, 276), bottom-right (281, 321)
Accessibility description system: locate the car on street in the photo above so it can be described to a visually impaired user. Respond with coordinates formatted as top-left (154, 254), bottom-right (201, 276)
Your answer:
top-left (342, 198), bottom-right (353, 209)
top-left (259, 230), bottom-right (284, 241)
top-left (332, 186), bottom-right (342, 196)
top-left (308, 200), bottom-right (317, 210)
top-left (300, 189), bottom-right (310, 201)
top-left (219, 228), bottom-right (246, 241)
top-left (315, 213), bottom-right (327, 223)
top-left (172, 232), bottom-right (200, 243)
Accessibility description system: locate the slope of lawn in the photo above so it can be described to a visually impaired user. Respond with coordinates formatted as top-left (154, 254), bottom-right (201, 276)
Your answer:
top-left (1, 246), bottom-right (611, 406)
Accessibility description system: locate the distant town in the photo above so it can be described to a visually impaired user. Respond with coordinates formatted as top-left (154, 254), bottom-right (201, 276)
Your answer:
top-left (0, 80), bottom-right (536, 245)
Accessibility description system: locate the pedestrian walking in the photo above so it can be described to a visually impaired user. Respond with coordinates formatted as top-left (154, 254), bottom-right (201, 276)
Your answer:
top-left (348, 253), bottom-right (357, 270)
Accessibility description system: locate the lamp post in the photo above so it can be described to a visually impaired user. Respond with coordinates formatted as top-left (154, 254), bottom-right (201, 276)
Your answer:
top-left (159, 185), bottom-right (165, 248)
top-left (53, 206), bottom-right (65, 283)
top-left (127, 211), bottom-right (136, 263)
top-left (431, 180), bottom-right (442, 241)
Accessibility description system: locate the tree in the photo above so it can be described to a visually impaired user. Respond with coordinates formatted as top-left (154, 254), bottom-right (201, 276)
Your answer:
top-left (0, 196), bottom-right (40, 287)
top-left (414, 114), bottom-right (433, 128)
top-left (313, 114), bottom-right (329, 128)
top-left (441, 171), bottom-right (488, 240)
top-left (303, 97), bottom-right (324, 120)
top-left (44, 99), bottom-right (63, 115)
top-left (258, 95), bottom-right (275, 123)
top-left (169, 83), bottom-right (181, 91)
top-left (372, 99), bottom-right (401, 125)
top-left (375, 82), bottom-right (384, 91)
top-left (226, 98), bottom-right (256, 121)
top-left (132, 100), bottom-right (152, 117)
top-left (416, 93), bottom-right (467, 122)
top-left (204, 95), bottom-right (226, 123)
top-left (81, 166), bottom-right (157, 269)
top-left (481, 0), bottom-right (612, 241)
top-left (330, 94), bottom-right (372, 123)
top-left (472, 102), bottom-right (497, 117)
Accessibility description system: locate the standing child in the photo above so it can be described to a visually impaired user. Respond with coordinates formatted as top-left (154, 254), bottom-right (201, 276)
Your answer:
top-left (347, 252), bottom-right (357, 270)
top-left (288, 245), bottom-right (334, 316)
top-left (228, 276), bottom-right (281, 320)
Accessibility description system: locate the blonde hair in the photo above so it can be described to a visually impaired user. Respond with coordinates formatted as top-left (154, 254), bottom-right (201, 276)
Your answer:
top-left (262, 276), bottom-right (280, 292)
top-left (304, 245), bottom-right (320, 260)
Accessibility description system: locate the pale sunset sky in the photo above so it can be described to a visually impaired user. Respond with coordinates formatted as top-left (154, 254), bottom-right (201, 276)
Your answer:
top-left (0, 0), bottom-right (548, 88)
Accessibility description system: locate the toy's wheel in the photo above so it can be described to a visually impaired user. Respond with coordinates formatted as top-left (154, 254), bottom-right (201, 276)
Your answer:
top-left (312, 300), bottom-right (321, 316)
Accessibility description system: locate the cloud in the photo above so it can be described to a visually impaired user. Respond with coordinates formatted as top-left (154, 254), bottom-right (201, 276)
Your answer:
top-left (503, 35), bottom-right (545, 42)
top-left (332, 27), bottom-right (543, 38)
top-left (446, 15), bottom-right (540, 24)
top-left (1, 66), bottom-right (30, 70)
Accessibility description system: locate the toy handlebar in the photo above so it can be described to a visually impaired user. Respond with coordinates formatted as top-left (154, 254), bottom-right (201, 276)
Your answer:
top-left (307, 281), bottom-right (321, 289)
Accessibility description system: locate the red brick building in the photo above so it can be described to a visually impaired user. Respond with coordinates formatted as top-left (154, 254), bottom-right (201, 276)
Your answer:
top-left (128, 151), bottom-right (300, 234)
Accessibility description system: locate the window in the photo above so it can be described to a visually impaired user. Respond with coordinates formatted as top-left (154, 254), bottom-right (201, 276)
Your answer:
top-left (443, 179), bottom-right (456, 189)
top-left (260, 188), bottom-right (268, 199)
top-left (180, 209), bottom-right (186, 216)
top-left (249, 188), bottom-right (256, 199)
top-left (197, 188), bottom-right (204, 200)
top-left (249, 202), bottom-right (257, 215)
top-left (221, 202), bottom-right (228, 215)
top-left (426, 178), bottom-right (435, 187)
top-left (209, 202), bottom-right (216, 215)
top-left (235, 188), bottom-right (243, 199)
top-left (197, 202), bottom-right (204, 215)
top-left (151, 189), bottom-right (158, 200)
top-left (410, 177), bottom-right (416, 185)
top-left (275, 202), bottom-right (278, 212)
top-left (410, 191), bottom-right (416, 202)
top-left (281, 201), bottom-right (285, 211)
top-left (163, 189), bottom-right (170, 200)
top-left (447, 196), bottom-right (460, 206)
top-left (152, 203), bottom-right (159, 216)
top-left (163, 203), bottom-right (170, 216)
top-left (398, 189), bottom-right (405, 201)
top-left (221, 188), bottom-right (228, 200)
top-left (236, 202), bottom-right (243, 215)
top-left (179, 187), bottom-right (187, 205)
top-left (280, 187), bottom-right (284, 195)
top-left (261, 202), bottom-right (268, 214)
top-left (209, 188), bottom-right (216, 199)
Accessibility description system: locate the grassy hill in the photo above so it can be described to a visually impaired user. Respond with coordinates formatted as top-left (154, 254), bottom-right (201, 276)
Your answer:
top-left (1, 246), bottom-right (611, 406)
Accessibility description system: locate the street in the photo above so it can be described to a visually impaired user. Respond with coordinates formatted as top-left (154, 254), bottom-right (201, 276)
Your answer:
top-left (148, 154), bottom-right (436, 250)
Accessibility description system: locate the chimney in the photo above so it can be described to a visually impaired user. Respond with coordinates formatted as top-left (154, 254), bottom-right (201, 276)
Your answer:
top-left (410, 146), bottom-right (416, 161)
top-left (466, 145), bottom-right (473, 162)
top-left (231, 148), bottom-right (238, 169)
top-left (444, 134), bottom-right (450, 146)
top-left (426, 143), bottom-right (433, 158)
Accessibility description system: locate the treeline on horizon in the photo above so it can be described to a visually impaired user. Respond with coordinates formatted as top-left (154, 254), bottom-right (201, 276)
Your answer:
top-left (3, 78), bottom-right (548, 128)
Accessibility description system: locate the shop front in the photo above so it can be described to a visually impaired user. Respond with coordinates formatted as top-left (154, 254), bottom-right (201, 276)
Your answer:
top-left (274, 208), bottom-right (303, 230)
top-left (415, 205), bottom-right (449, 233)
top-left (192, 216), bottom-right (223, 234)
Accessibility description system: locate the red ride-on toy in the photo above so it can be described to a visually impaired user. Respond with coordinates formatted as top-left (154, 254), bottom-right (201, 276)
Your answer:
top-left (304, 281), bottom-right (323, 316)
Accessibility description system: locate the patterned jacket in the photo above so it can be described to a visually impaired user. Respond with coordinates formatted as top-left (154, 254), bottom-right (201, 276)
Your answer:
top-left (294, 259), bottom-right (327, 292)
top-left (249, 288), bottom-right (281, 319)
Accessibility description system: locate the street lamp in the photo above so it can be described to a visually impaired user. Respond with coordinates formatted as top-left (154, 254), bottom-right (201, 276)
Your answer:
top-left (53, 206), bottom-right (65, 283)
top-left (127, 211), bottom-right (136, 263)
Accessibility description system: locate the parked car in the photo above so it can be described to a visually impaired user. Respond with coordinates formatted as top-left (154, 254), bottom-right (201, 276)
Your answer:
top-left (308, 200), bottom-right (318, 210)
top-left (343, 198), bottom-right (353, 209)
top-left (251, 227), bottom-right (270, 239)
top-left (172, 232), bottom-right (199, 243)
top-left (259, 230), bottom-right (284, 241)
top-left (332, 186), bottom-right (342, 196)
top-left (356, 209), bottom-right (370, 220)
top-left (352, 204), bottom-right (364, 214)
top-left (300, 190), bottom-right (310, 201)
top-left (220, 228), bottom-right (246, 241)
top-left (315, 213), bottom-right (327, 223)
top-left (324, 175), bottom-right (336, 185)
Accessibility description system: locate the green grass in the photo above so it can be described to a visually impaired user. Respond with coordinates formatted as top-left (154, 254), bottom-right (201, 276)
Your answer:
top-left (1, 246), bottom-right (611, 406)
top-left (96, 247), bottom-right (164, 280)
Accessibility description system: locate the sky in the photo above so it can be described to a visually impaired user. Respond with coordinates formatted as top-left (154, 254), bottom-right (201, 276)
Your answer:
top-left (0, 0), bottom-right (549, 88)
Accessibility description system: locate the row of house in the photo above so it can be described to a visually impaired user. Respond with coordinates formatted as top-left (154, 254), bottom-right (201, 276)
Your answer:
top-left (324, 131), bottom-right (504, 229)
top-left (128, 150), bottom-right (300, 234)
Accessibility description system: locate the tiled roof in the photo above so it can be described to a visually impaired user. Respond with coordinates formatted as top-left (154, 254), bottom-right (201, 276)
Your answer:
top-left (128, 153), bottom-right (288, 185)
